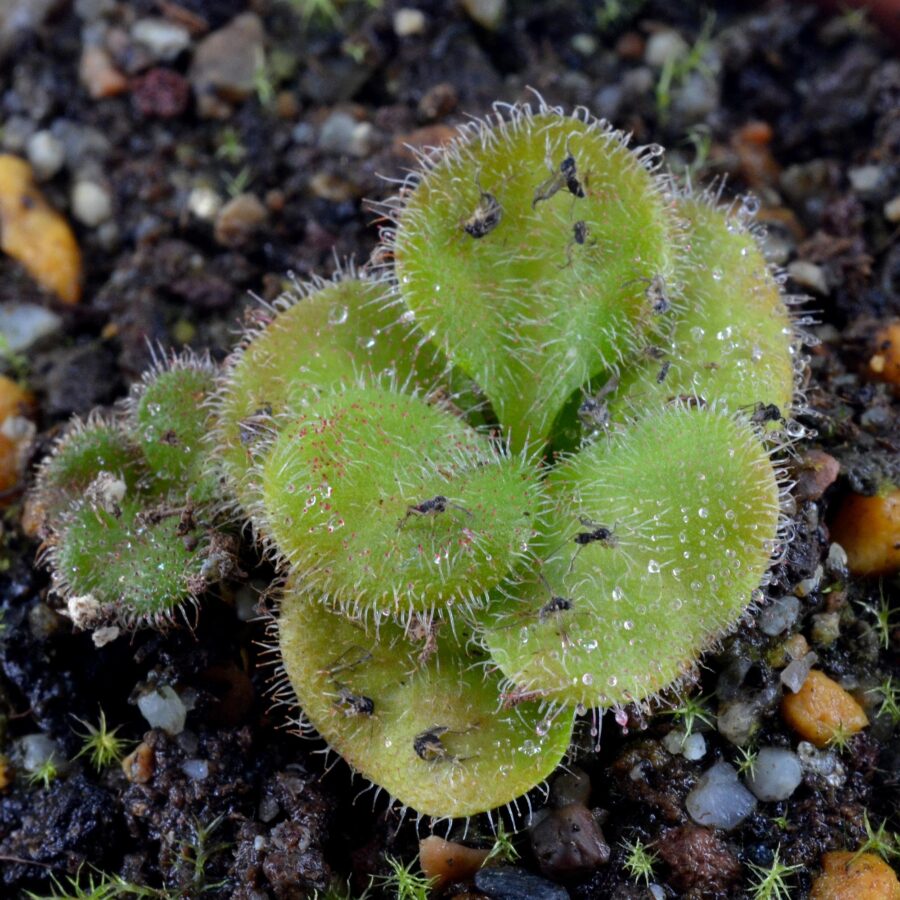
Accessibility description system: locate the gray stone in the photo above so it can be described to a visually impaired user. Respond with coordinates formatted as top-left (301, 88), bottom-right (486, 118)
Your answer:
top-left (0, 303), bottom-right (62, 352)
top-left (758, 595), bottom-right (801, 637)
top-left (71, 179), bottom-right (113, 227)
top-left (745, 747), bottom-right (803, 801)
top-left (26, 130), bottom-right (65, 181)
top-left (686, 761), bottom-right (757, 830)
top-left (137, 684), bottom-right (188, 735)
top-left (475, 866), bottom-right (569, 899)
top-left (190, 13), bottom-right (265, 117)
top-left (131, 18), bottom-right (191, 62)
top-left (460, 0), bottom-right (506, 31)
top-left (644, 30), bottom-right (689, 68)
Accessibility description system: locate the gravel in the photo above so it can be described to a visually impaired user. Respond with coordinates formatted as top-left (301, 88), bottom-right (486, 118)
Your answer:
top-left (745, 747), bottom-right (803, 801)
top-left (686, 761), bottom-right (757, 830)
top-left (136, 685), bottom-right (188, 735)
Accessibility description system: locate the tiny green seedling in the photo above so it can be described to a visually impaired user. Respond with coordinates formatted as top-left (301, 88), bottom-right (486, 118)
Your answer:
top-left (72, 708), bottom-right (131, 772)
top-left (746, 846), bottom-right (803, 900)
top-left (621, 836), bottom-right (659, 887)
top-left (867, 676), bottom-right (900, 726)
top-left (26, 756), bottom-right (60, 790)
top-left (372, 857), bottom-right (434, 900)
top-left (852, 811), bottom-right (900, 865)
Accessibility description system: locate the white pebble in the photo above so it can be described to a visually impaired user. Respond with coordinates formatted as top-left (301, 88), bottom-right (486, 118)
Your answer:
top-left (393, 8), bottom-right (426, 37)
top-left (682, 731), bottom-right (707, 761)
top-left (758, 595), bottom-right (801, 637)
top-left (644, 30), bottom-right (689, 69)
top-left (26, 130), bottom-right (65, 181)
top-left (781, 651), bottom-right (818, 693)
top-left (745, 747), bottom-right (803, 801)
top-left (686, 761), bottom-right (757, 830)
top-left (18, 733), bottom-right (65, 773)
top-left (131, 18), bottom-right (191, 61)
top-left (72, 179), bottom-right (113, 227)
top-left (181, 759), bottom-right (209, 780)
top-left (788, 260), bottom-right (829, 295)
top-left (187, 185), bottom-right (223, 221)
top-left (137, 684), bottom-right (188, 735)
top-left (884, 195), bottom-right (900, 224)
top-left (0, 303), bottom-right (62, 351)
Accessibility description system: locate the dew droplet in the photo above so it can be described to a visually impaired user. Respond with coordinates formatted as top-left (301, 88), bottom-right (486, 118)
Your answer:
top-left (328, 304), bottom-right (349, 325)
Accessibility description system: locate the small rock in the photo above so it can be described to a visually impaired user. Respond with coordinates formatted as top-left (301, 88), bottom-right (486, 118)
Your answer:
top-left (810, 850), bottom-right (900, 899)
top-left (71, 179), bottom-right (113, 227)
top-left (181, 758), bottom-right (209, 780)
top-left (214, 193), bottom-right (267, 247)
top-left (686, 761), bottom-right (757, 830)
top-left (131, 17), bottom-right (191, 61)
top-left (825, 542), bottom-right (849, 579)
top-left (781, 651), bottom-right (818, 693)
top-left (717, 700), bottom-right (763, 746)
top-left (0, 303), bottom-right (62, 351)
top-left (393, 8), bottom-right (426, 37)
top-left (79, 45), bottom-right (128, 99)
top-left (848, 164), bottom-right (884, 195)
top-left (26, 130), bottom-right (65, 181)
top-left (137, 684), bottom-right (188, 735)
top-left (571, 32), bottom-right (597, 55)
top-left (17, 733), bottom-right (65, 774)
top-left (418, 835), bottom-right (489, 892)
top-left (308, 171), bottom-right (360, 203)
top-left (319, 111), bottom-right (376, 157)
top-left (187, 185), bottom-right (223, 220)
top-left (759, 595), bottom-right (801, 637)
top-left (797, 741), bottom-right (846, 789)
top-left (74, 0), bottom-right (116, 20)
top-left (549, 766), bottom-right (591, 807)
top-left (644, 29), bottom-right (689, 69)
top-left (0, 0), bottom-right (63, 60)
top-left (781, 669), bottom-right (868, 747)
top-left (788, 260), bottom-right (829, 294)
top-left (792, 449), bottom-right (840, 502)
top-left (0, 154), bottom-right (82, 304)
top-left (122, 742), bottom-right (154, 783)
top-left (418, 82), bottom-right (458, 121)
top-left (530, 803), bottom-right (610, 879)
top-left (190, 12), bottom-right (265, 118)
top-left (884, 195), bottom-right (900, 223)
top-left (655, 825), bottom-right (742, 894)
top-left (794, 564), bottom-right (823, 598)
top-left (474, 865), bottom-right (569, 900)
top-left (663, 729), bottom-right (706, 760)
top-left (830, 489), bottom-right (900, 576)
top-left (811, 611), bottom-right (841, 646)
top-left (745, 747), bottom-right (803, 801)
top-left (460, 0), bottom-right (506, 31)
top-left (132, 67), bottom-right (191, 118)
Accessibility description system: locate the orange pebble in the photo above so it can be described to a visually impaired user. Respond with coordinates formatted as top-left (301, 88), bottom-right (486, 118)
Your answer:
top-left (0, 155), bottom-right (82, 304)
top-left (419, 835), bottom-right (490, 891)
top-left (781, 669), bottom-right (868, 747)
top-left (810, 851), bottom-right (900, 900)
top-left (868, 321), bottom-right (900, 390)
top-left (0, 432), bottom-right (22, 495)
top-left (0, 374), bottom-right (35, 422)
top-left (830, 490), bottom-right (900, 576)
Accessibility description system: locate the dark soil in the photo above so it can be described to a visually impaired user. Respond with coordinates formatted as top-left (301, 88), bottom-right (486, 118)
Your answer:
top-left (0, 1), bottom-right (898, 898)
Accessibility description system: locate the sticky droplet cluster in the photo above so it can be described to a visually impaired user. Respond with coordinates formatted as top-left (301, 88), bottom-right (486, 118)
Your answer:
top-left (32, 100), bottom-right (801, 822)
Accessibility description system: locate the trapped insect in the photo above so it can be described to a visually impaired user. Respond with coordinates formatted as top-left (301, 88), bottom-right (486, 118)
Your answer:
top-left (533, 146), bottom-right (585, 209)
top-left (413, 725), bottom-right (473, 763)
top-left (333, 686), bottom-right (375, 717)
top-left (462, 178), bottom-right (502, 238)
top-left (578, 372), bottom-right (620, 431)
top-left (397, 494), bottom-right (472, 529)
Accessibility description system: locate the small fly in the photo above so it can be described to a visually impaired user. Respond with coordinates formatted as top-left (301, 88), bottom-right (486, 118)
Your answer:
top-left (398, 494), bottom-right (472, 529)
top-left (462, 178), bottom-right (502, 239)
top-left (578, 373), bottom-right (620, 432)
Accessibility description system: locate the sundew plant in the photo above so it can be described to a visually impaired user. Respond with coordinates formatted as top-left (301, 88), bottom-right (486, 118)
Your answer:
top-left (30, 98), bottom-right (804, 823)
